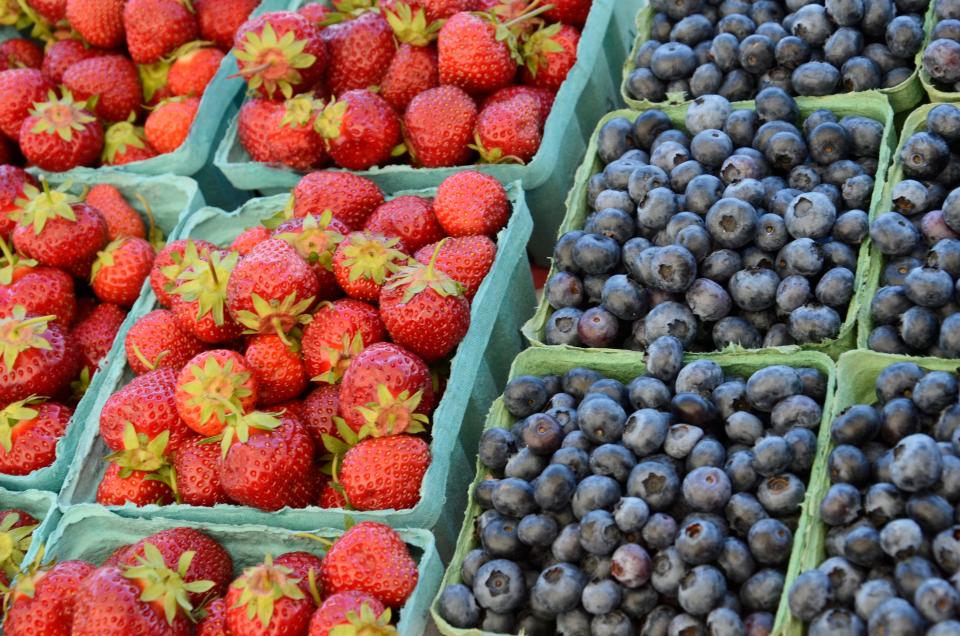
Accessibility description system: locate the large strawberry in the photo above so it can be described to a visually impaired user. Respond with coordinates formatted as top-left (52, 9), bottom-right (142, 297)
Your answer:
top-left (72, 302), bottom-right (127, 371)
top-left (170, 249), bottom-right (243, 343)
top-left (18, 91), bottom-right (104, 172)
top-left (273, 211), bottom-right (348, 300)
top-left (96, 425), bottom-right (177, 507)
top-left (363, 196), bottom-right (444, 254)
top-left (100, 367), bottom-right (195, 452)
top-left (124, 309), bottom-right (206, 375)
top-left (438, 11), bottom-right (517, 95)
top-left (124, 0), bottom-right (199, 64)
top-left (4, 559), bottom-right (97, 636)
top-left (144, 96), bottom-right (199, 154)
top-left (0, 396), bottom-right (71, 475)
top-left (0, 166), bottom-right (37, 240)
top-left (291, 171), bottom-right (383, 229)
top-left (0, 38), bottom-right (42, 71)
top-left (0, 264), bottom-right (76, 327)
top-left (316, 90), bottom-right (401, 171)
top-left (63, 55), bottom-right (142, 123)
top-left (174, 349), bottom-right (258, 437)
top-left (338, 433), bottom-right (430, 511)
top-left (41, 39), bottom-right (104, 84)
top-left (168, 45), bottom-right (225, 97)
top-left (521, 23), bottom-right (580, 91)
top-left (267, 93), bottom-right (329, 171)
top-left (172, 436), bottom-right (228, 507)
top-left (0, 68), bottom-right (54, 140)
top-left (0, 307), bottom-right (80, 405)
top-left (196, 0), bottom-right (259, 51)
top-left (0, 508), bottom-right (37, 582)
top-left (433, 170), bottom-right (509, 236)
top-left (273, 551), bottom-right (324, 602)
top-left (403, 85), bottom-right (477, 167)
top-left (244, 334), bottom-right (307, 406)
top-left (196, 597), bottom-right (228, 636)
top-left (482, 84), bottom-right (555, 124)
top-left (66, 0), bottom-right (125, 48)
top-left (301, 384), bottom-right (340, 446)
top-left (301, 298), bottom-right (383, 384)
top-left (225, 556), bottom-right (313, 636)
top-left (233, 11), bottom-right (327, 99)
top-left (380, 43), bottom-right (438, 112)
top-left (150, 239), bottom-right (217, 307)
top-left (86, 184), bottom-right (148, 241)
top-left (91, 237), bottom-right (156, 308)
top-left (323, 11), bottom-right (394, 96)
top-left (119, 527), bottom-right (233, 601)
top-left (308, 591), bottom-right (389, 636)
top-left (102, 120), bottom-right (159, 166)
top-left (544, 0), bottom-right (592, 27)
top-left (414, 234), bottom-right (496, 300)
top-left (231, 225), bottom-right (271, 256)
top-left (331, 232), bottom-right (408, 303)
top-left (472, 90), bottom-right (542, 163)
top-left (237, 97), bottom-right (282, 164)
top-left (319, 522), bottom-right (418, 607)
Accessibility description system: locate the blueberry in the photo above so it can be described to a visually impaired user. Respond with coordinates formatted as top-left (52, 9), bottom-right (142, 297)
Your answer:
top-left (555, 609), bottom-right (590, 635)
top-left (899, 306), bottom-right (939, 351)
top-left (589, 444), bottom-right (636, 483)
top-left (577, 306), bottom-right (620, 348)
top-left (841, 56), bottom-right (883, 92)
top-left (906, 492), bottom-right (953, 533)
top-left (643, 512), bottom-right (679, 550)
top-left (820, 483), bottom-right (862, 526)
top-left (787, 304), bottom-right (842, 344)
top-left (534, 463), bottom-right (577, 511)
top-left (633, 110), bottom-right (673, 149)
top-left (552, 523), bottom-right (584, 562)
top-left (473, 559), bottom-right (527, 613)
top-left (683, 466), bottom-right (733, 512)
top-left (591, 610), bottom-right (632, 636)
top-left (628, 460), bottom-right (680, 511)
top-left (649, 245), bottom-right (698, 293)
top-left (930, 622), bottom-right (960, 636)
top-left (573, 233), bottom-right (620, 275)
top-left (678, 565), bottom-right (727, 617)
top-left (771, 394), bottom-right (822, 432)
top-left (577, 396), bottom-right (627, 444)
top-left (901, 131), bottom-right (951, 180)
top-left (904, 266), bottom-right (954, 307)
top-left (777, 238), bottom-right (824, 277)
top-left (646, 335), bottom-right (685, 382)
top-left (880, 518), bottom-right (923, 559)
top-left (529, 562), bottom-right (587, 617)
top-left (706, 607), bottom-right (745, 636)
top-left (691, 129), bottom-right (734, 168)
top-left (867, 598), bottom-right (925, 636)
top-left (676, 518), bottom-right (725, 565)
top-left (706, 198), bottom-right (759, 249)
top-left (925, 38), bottom-right (960, 84)
top-left (913, 370), bottom-right (959, 414)
top-left (716, 536), bottom-right (757, 585)
top-left (685, 278), bottom-right (733, 322)
top-left (545, 307), bottom-right (583, 346)
top-left (891, 433), bottom-right (943, 491)
top-left (686, 438), bottom-right (726, 471)
top-left (788, 569), bottom-right (834, 621)
top-left (686, 95), bottom-right (732, 135)
top-left (843, 524), bottom-right (883, 567)
top-left (791, 62), bottom-right (840, 96)
top-left (628, 376), bottom-right (672, 411)
top-left (481, 514), bottom-right (523, 558)
top-left (479, 428), bottom-right (515, 471)
top-left (571, 475), bottom-right (621, 520)
top-left (643, 301), bottom-right (698, 346)
top-left (740, 568), bottom-right (784, 612)
top-left (808, 608), bottom-right (866, 636)
top-left (747, 518), bottom-right (792, 565)
top-left (637, 187), bottom-right (680, 232)
top-left (438, 584), bottom-right (481, 628)
top-left (665, 423), bottom-right (707, 458)
top-left (725, 411), bottom-right (765, 445)
top-left (757, 473), bottom-right (806, 516)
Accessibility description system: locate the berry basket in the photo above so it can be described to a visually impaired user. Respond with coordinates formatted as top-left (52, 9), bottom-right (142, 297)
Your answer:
top-left (213, 0), bottom-right (641, 266)
top-left (429, 345), bottom-right (837, 636)
top-left (521, 92), bottom-right (896, 360)
top-left (58, 182), bottom-right (535, 559)
top-left (0, 487), bottom-right (61, 575)
top-left (620, 1), bottom-right (933, 113)
top-left (38, 504), bottom-right (443, 636)
top-left (0, 172), bottom-right (202, 494)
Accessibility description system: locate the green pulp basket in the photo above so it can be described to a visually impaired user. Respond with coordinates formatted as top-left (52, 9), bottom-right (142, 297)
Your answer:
top-left (0, 487), bottom-right (60, 575)
top-left (40, 504), bottom-right (443, 636)
top-left (521, 92), bottom-right (897, 360)
top-left (58, 182), bottom-right (536, 560)
top-left (429, 346), bottom-right (837, 636)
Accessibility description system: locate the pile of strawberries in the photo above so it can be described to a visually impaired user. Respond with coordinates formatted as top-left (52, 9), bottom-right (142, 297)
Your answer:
top-left (0, 0), bottom-right (262, 172)
top-left (95, 169), bottom-right (510, 513)
top-left (3, 521), bottom-right (419, 635)
top-left (0, 508), bottom-right (38, 589)
top-left (0, 166), bottom-right (159, 477)
top-left (235, 0), bottom-right (591, 171)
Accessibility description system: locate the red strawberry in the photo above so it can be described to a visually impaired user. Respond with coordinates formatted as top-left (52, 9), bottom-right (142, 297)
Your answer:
top-left (318, 482), bottom-right (347, 509)
top-left (0, 507), bottom-right (37, 582)
top-left (63, 55), bottom-right (142, 123)
top-left (0, 69), bottom-right (55, 140)
top-left (196, 597), bottom-right (228, 636)
top-left (26, 0), bottom-right (66, 23)
top-left (433, 170), bottom-right (509, 236)
top-left (195, 0), bottom-right (260, 51)
top-left (273, 211), bottom-right (348, 299)
top-left (90, 237), bottom-right (156, 308)
top-left (245, 334), bottom-right (307, 406)
top-left (521, 23), bottom-right (580, 91)
top-left (0, 166), bottom-right (36, 240)
top-left (102, 120), bottom-right (159, 166)
top-left (0, 397), bottom-right (71, 476)
top-left (319, 522), bottom-right (418, 607)
top-left (0, 39), bottom-right (43, 71)
top-left (96, 425), bottom-right (177, 506)
top-left (316, 90), bottom-right (401, 171)
top-left (100, 367), bottom-right (195, 452)
top-left (275, 551), bottom-right (324, 602)
top-left (0, 265), bottom-right (76, 327)
top-left (150, 239), bottom-right (217, 307)
top-left (170, 249), bottom-right (243, 343)
top-left (403, 85), bottom-right (477, 167)
top-left (308, 591), bottom-right (388, 636)
top-left (230, 225), bottom-right (271, 255)
top-left (338, 434), bottom-right (430, 511)
top-left (233, 11), bottom-right (327, 99)
top-left (124, 0), bottom-right (199, 64)
top-left (380, 42), bottom-right (439, 112)
top-left (19, 91), bottom-right (104, 172)
top-left (267, 93), bottom-right (329, 171)
top-left (41, 39), bottom-right (103, 84)
top-left (481, 84), bottom-right (554, 125)
top-left (0, 308), bottom-right (80, 405)
top-left (237, 97), bottom-right (282, 164)
top-left (323, 11), bottom-right (394, 96)
top-left (144, 97), bottom-right (199, 154)
top-left (172, 436), bottom-right (228, 506)
top-left (168, 45), bottom-right (225, 97)
top-left (301, 299), bottom-right (384, 383)
top-left (123, 308), bottom-right (206, 376)
top-left (301, 384), bottom-right (339, 446)
top-left (86, 184), bottom-right (148, 240)
top-left (175, 349), bottom-right (258, 437)
top-left (332, 232), bottom-right (408, 303)
top-left (120, 527), bottom-right (233, 601)
top-left (66, 0), bottom-right (125, 49)
top-left (72, 302), bottom-right (126, 371)
top-left (4, 559), bottom-right (97, 636)
top-left (220, 413), bottom-right (316, 510)
top-left (225, 556), bottom-right (314, 636)
top-left (298, 3), bottom-right (332, 25)
top-left (292, 171), bottom-right (384, 229)
top-left (418, 0), bottom-right (477, 20)
top-left (472, 90), bottom-right (542, 163)
top-left (363, 196), bottom-right (444, 253)
top-left (415, 234), bottom-right (494, 300)
top-left (438, 11), bottom-right (517, 95)
top-left (544, 0), bottom-right (592, 27)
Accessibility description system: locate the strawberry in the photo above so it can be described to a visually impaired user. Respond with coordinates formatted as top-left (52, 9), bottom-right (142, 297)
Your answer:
top-left (196, 597), bottom-right (228, 636)
top-left (481, 84), bottom-right (554, 125)
top-left (63, 55), bottom-right (142, 122)
top-left (233, 11), bottom-right (327, 100)
top-left (225, 238), bottom-right (319, 340)
top-left (433, 170), bottom-right (509, 236)
top-left (150, 239), bottom-right (217, 307)
top-left (26, 0), bottom-right (66, 23)
top-left (175, 349), bottom-right (258, 437)
top-left (66, 0), bottom-right (125, 49)
top-left (274, 399), bottom-right (303, 420)
top-left (338, 342), bottom-right (433, 435)
top-left (100, 367), bottom-right (195, 451)
top-left (144, 97), bottom-right (199, 154)
top-left (318, 482), bottom-right (347, 508)
top-left (472, 90), bottom-right (542, 163)
top-left (301, 298), bottom-right (383, 383)
top-left (123, 308), bottom-right (206, 375)
top-left (237, 97), bottom-right (282, 164)
top-left (120, 527), bottom-right (233, 601)
top-left (219, 412), bottom-right (317, 510)
top-left (195, 0), bottom-right (259, 51)
top-left (230, 225), bottom-right (271, 255)
top-left (363, 196), bottom-right (444, 253)
top-left (124, 0), bottom-right (199, 64)
top-left (301, 384), bottom-right (340, 446)
top-left (0, 166), bottom-right (36, 240)
top-left (380, 43), bottom-right (439, 113)
top-left (521, 23), bottom-right (579, 91)
top-left (19, 91), bottom-right (104, 172)
top-left (41, 39), bottom-right (103, 84)
top-left (292, 171), bottom-right (384, 229)
top-left (245, 334), bottom-right (307, 406)
top-left (380, 246), bottom-right (471, 362)
top-left (332, 232), bottom-right (408, 303)
top-left (316, 90), bottom-right (401, 171)
top-left (544, 0), bottom-right (592, 27)
top-left (72, 302), bottom-right (126, 371)
top-left (418, 0), bottom-right (477, 20)
top-left (0, 508), bottom-right (37, 582)
top-left (403, 85), bottom-right (477, 167)
top-left (438, 11), bottom-right (517, 95)
top-left (102, 120), bottom-right (159, 166)
top-left (298, 3), bottom-right (332, 25)
top-left (267, 93), bottom-right (329, 171)
top-left (338, 434), bottom-right (430, 511)
top-left (11, 184), bottom-right (108, 278)
top-left (90, 237), bottom-right (156, 308)
top-left (0, 39), bottom-right (43, 71)
top-left (225, 556), bottom-right (313, 636)
top-left (4, 559), bottom-right (97, 636)
top-left (0, 69), bottom-right (55, 140)
top-left (415, 234), bottom-right (495, 300)
top-left (96, 425), bottom-right (177, 506)
top-left (308, 592), bottom-right (388, 636)
top-left (319, 522), bottom-right (418, 607)
top-left (86, 184), bottom-right (147, 241)
top-left (172, 436), bottom-right (228, 506)
top-left (0, 396), bottom-right (71, 475)
top-left (273, 211), bottom-right (348, 299)
top-left (0, 308), bottom-right (80, 405)
top-left (274, 551), bottom-right (324, 602)
top-left (323, 11), bottom-right (394, 97)
top-left (0, 265), bottom-right (76, 327)
top-left (168, 45), bottom-right (225, 97)
top-left (170, 249), bottom-right (243, 343)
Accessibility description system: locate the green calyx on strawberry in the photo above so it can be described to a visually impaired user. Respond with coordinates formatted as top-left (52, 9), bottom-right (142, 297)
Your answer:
top-left (310, 329), bottom-right (364, 385)
top-left (0, 306), bottom-right (54, 372)
top-left (172, 250), bottom-right (238, 326)
top-left (354, 384), bottom-right (429, 438)
top-left (1, 0), bottom-right (51, 40)
top-left (230, 555), bottom-right (306, 628)
top-left (217, 409), bottom-right (282, 458)
top-left (123, 542), bottom-right (215, 625)
top-left (0, 236), bottom-right (35, 286)
top-left (180, 355), bottom-right (254, 432)
top-left (104, 423), bottom-right (179, 499)
top-left (71, 366), bottom-right (92, 400)
top-left (138, 60), bottom-right (171, 104)
top-left (480, 0), bottom-right (555, 65)
top-left (384, 3), bottom-right (441, 46)
top-left (27, 89), bottom-right (98, 142)
top-left (102, 116), bottom-right (150, 164)
top-left (0, 510), bottom-right (37, 581)
top-left (159, 240), bottom-right (210, 297)
top-left (234, 22), bottom-right (318, 100)
top-left (521, 22), bottom-right (566, 77)
top-left (340, 234), bottom-right (406, 285)
top-left (235, 292), bottom-right (314, 345)
top-left (89, 236), bottom-right (129, 282)
top-left (331, 603), bottom-right (397, 636)
top-left (320, 0), bottom-right (379, 26)
top-left (386, 239), bottom-right (463, 303)
top-left (314, 98), bottom-right (349, 142)
top-left (281, 93), bottom-right (324, 129)
top-left (0, 395), bottom-right (43, 453)
top-left (274, 211), bottom-right (344, 271)
top-left (469, 131), bottom-right (524, 164)
top-left (12, 179), bottom-right (79, 235)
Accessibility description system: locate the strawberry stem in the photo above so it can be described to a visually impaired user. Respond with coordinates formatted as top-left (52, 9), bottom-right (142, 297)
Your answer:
top-left (502, 1), bottom-right (554, 28)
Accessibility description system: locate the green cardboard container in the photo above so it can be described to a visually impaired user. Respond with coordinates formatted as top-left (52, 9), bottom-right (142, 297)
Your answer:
top-left (0, 487), bottom-right (60, 575)
top-left (0, 173), bottom-right (202, 494)
top-left (621, 2), bottom-right (931, 113)
top-left (59, 182), bottom-right (535, 560)
top-left (214, 0), bottom-right (643, 266)
top-left (429, 346), bottom-right (837, 636)
top-left (521, 93), bottom-right (897, 360)
top-left (39, 504), bottom-right (442, 636)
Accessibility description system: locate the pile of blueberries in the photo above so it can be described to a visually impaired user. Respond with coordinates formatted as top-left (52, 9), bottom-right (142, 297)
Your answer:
top-left (923, 0), bottom-right (960, 90)
top-left (545, 91), bottom-right (881, 351)
top-left (436, 336), bottom-right (828, 635)
top-left (625, 0), bottom-right (928, 103)
top-left (787, 362), bottom-right (960, 634)
top-left (867, 103), bottom-right (960, 357)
